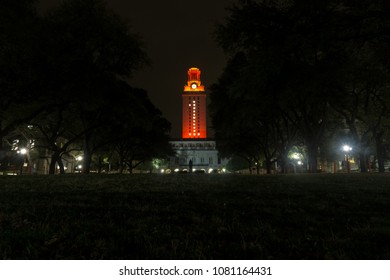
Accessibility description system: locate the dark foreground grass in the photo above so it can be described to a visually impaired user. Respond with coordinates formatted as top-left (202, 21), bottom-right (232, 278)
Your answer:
top-left (0, 173), bottom-right (389, 259)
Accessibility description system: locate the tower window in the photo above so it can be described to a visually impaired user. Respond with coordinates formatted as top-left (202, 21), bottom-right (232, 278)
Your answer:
top-left (191, 73), bottom-right (197, 80)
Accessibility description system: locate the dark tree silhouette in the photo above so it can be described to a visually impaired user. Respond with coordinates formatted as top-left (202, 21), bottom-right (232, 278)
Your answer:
top-left (212, 0), bottom-right (390, 173)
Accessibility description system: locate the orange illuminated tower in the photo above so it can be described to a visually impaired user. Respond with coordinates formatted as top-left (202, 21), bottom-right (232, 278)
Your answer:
top-left (182, 67), bottom-right (207, 139)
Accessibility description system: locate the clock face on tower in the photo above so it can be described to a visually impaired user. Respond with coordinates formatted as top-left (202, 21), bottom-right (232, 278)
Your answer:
top-left (191, 83), bottom-right (197, 89)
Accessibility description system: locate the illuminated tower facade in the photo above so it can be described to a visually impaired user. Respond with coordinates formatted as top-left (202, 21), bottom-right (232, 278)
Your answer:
top-left (182, 67), bottom-right (207, 139)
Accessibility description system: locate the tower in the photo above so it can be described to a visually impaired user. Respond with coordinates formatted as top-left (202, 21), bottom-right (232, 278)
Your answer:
top-left (169, 67), bottom-right (228, 172)
top-left (182, 67), bottom-right (207, 139)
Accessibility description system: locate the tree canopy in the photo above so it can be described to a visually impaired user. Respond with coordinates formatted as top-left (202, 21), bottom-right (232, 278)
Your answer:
top-left (0, 0), bottom-right (172, 174)
top-left (211, 0), bottom-right (390, 173)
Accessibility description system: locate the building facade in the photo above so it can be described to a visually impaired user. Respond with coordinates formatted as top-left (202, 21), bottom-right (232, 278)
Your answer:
top-left (169, 67), bottom-right (227, 172)
top-left (169, 139), bottom-right (221, 172)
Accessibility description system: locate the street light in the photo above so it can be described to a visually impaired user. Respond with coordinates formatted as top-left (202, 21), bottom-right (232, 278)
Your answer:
top-left (342, 145), bottom-right (352, 173)
top-left (73, 155), bottom-right (83, 173)
top-left (18, 148), bottom-right (28, 175)
top-left (289, 152), bottom-right (304, 173)
top-left (342, 145), bottom-right (352, 153)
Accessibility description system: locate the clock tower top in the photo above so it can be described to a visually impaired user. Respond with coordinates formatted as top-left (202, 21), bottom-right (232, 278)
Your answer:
top-left (184, 67), bottom-right (205, 92)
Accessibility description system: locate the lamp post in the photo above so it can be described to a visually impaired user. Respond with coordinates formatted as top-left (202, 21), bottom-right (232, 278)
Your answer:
top-left (290, 152), bottom-right (303, 173)
top-left (75, 155), bottom-right (83, 173)
top-left (342, 145), bottom-right (352, 173)
top-left (19, 148), bottom-right (27, 175)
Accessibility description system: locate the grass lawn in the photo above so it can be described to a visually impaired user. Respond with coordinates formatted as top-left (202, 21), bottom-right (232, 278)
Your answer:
top-left (0, 173), bottom-right (389, 259)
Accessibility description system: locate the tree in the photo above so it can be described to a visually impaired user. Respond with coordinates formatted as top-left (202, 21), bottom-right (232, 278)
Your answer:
top-left (0, 0), bottom-right (47, 170)
top-left (31, 0), bottom-right (150, 173)
top-left (212, 0), bottom-right (390, 173)
top-left (327, 1), bottom-right (390, 172)
top-left (109, 88), bottom-right (173, 174)
top-left (212, 0), bottom-right (331, 172)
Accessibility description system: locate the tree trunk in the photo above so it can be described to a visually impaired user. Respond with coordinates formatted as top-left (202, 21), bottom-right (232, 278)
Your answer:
top-left (57, 158), bottom-right (65, 174)
top-left (265, 159), bottom-right (272, 174)
top-left (359, 152), bottom-right (368, 173)
top-left (307, 143), bottom-right (318, 173)
top-left (49, 152), bottom-right (60, 174)
top-left (375, 133), bottom-right (385, 173)
top-left (280, 156), bottom-right (289, 173)
top-left (246, 158), bottom-right (252, 174)
top-left (97, 156), bottom-right (102, 173)
top-left (118, 158), bottom-right (125, 174)
top-left (82, 152), bottom-right (92, 174)
top-left (128, 164), bottom-right (133, 174)
top-left (377, 148), bottom-right (385, 173)
top-left (82, 135), bottom-right (93, 174)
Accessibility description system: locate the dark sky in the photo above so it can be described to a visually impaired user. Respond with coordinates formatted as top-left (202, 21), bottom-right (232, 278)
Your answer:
top-left (39, 0), bottom-right (233, 138)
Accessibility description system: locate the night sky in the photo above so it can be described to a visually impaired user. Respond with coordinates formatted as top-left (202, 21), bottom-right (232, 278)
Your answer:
top-left (39, 0), bottom-right (233, 138)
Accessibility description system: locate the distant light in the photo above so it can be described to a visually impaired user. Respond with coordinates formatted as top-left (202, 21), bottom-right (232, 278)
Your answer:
top-left (297, 161), bottom-right (303, 165)
top-left (160, 169), bottom-right (165, 173)
top-left (291, 153), bottom-right (300, 160)
top-left (174, 168), bottom-right (179, 172)
top-left (76, 156), bottom-right (83, 161)
top-left (208, 168), bottom-right (213, 174)
top-left (20, 148), bottom-right (27, 155)
top-left (222, 168), bottom-right (226, 173)
top-left (78, 165), bottom-right (82, 169)
top-left (342, 145), bottom-right (352, 152)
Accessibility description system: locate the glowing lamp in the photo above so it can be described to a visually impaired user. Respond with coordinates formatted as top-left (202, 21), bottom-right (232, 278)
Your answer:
top-left (342, 145), bottom-right (352, 152)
